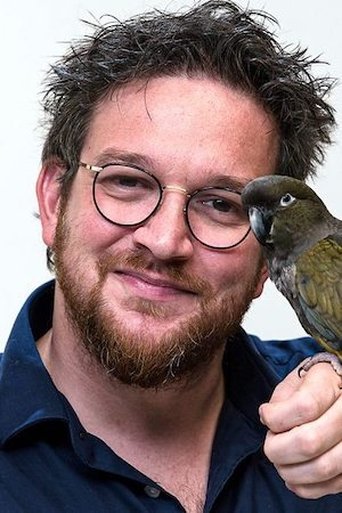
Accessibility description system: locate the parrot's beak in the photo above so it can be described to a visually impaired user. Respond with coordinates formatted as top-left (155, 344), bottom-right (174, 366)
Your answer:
top-left (248, 207), bottom-right (274, 246)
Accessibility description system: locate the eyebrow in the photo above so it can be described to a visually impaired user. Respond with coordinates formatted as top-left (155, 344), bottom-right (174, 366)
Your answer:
top-left (200, 174), bottom-right (249, 192)
top-left (91, 147), bottom-right (250, 192)
top-left (93, 148), bottom-right (155, 170)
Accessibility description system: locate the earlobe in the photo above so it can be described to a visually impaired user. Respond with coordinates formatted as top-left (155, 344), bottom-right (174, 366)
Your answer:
top-left (253, 262), bottom-right (269, 299)
top-left (36, 161), bottom-right (65, 247)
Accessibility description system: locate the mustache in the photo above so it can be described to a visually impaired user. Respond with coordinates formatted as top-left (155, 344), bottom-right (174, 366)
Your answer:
top-left (97, 250), bottom-right (213, 296)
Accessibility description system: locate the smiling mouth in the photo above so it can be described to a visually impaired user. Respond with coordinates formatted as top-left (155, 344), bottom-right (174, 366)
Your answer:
top-left (115, 269), bottom-right (197, 298)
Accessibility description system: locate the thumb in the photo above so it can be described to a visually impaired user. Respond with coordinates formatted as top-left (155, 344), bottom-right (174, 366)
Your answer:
top-left (259, 362), bottom-right (341, 433)
top-left (259, 366), bottom-right (302, 432)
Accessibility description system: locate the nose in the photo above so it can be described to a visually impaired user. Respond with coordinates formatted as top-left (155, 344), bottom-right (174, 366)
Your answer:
top-left (132, 189), bottom-right (194, 262)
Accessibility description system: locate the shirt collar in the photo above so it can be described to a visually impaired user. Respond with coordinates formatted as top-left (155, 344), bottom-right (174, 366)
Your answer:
top-left (0, 281), bottom-right (67, 446)
top-left (203, 329), bottom-right (279, 509)
top-left (223, 329), bottom-right (279, 427)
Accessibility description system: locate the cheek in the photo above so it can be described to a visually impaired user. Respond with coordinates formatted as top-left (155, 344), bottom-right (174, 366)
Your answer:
top-left (202, 241), bottom-right (262, 293)
top-left (67, 202), bottom-right (130, 254)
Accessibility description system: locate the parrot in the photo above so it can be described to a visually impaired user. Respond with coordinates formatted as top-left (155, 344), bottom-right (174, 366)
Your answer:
top-left (241, 175), bottom-right (342, 377)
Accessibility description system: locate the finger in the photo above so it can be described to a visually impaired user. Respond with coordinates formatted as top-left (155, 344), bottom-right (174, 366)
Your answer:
top-left (285, 474), bottom-right (342, 500)
top-left (274, 443), bottom-right (342, 499)
top-left (260, 363), bottom-right (342, 433)
top-left (275, 441), bottom-right (342, 484)
top-left (264, 394), bottom-right (342, 465)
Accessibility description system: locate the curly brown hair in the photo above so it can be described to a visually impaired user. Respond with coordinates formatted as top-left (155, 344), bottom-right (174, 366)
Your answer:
top-left (42, 0), bottom-right (335, 191)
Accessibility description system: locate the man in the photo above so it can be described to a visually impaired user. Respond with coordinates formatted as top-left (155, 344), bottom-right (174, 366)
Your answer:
top-left (0, 1), bottom-right (341, 511)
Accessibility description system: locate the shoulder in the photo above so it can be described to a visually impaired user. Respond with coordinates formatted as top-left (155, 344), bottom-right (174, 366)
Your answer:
top-left (248, 334), bottom-right (321, 379)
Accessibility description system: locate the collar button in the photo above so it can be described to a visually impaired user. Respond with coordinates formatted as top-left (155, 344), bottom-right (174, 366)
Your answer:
top-left (144, 485), bottom-right (161, 498)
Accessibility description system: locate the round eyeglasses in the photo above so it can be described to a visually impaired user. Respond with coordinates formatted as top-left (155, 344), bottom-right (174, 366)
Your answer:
top-left (80, 162), bottom-right (251, 249)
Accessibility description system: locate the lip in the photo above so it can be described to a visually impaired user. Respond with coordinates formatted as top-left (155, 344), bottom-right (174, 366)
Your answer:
top-left (114, 269), bottom-right (196, 299)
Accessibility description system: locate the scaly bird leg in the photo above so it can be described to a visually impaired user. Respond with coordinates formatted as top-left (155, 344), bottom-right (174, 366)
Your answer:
top-left (298, 352), bottom-right (342, 388)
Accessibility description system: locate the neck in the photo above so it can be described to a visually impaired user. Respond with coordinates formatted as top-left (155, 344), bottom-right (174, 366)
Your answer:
top-left (37, 323), bottom-right (226, 443)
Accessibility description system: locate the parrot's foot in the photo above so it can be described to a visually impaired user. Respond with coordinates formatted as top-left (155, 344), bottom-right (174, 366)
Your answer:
top-left (298, 352), bottom-right (342, 387)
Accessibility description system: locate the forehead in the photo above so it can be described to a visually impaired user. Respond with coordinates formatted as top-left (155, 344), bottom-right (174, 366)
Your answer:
top-left (82, 76), bottom-right (279, 187)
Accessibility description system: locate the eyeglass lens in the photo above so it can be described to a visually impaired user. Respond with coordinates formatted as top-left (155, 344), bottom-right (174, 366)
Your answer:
top-left (93, 164), bottom-right (250, 249)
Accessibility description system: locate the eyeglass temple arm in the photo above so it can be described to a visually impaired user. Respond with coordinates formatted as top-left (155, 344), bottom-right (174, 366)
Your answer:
top-left (79, 162), bottom-right (103, 172)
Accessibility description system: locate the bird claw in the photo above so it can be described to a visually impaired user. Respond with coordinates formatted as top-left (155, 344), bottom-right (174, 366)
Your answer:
top-left (298, 352), bottom-right (342, 388)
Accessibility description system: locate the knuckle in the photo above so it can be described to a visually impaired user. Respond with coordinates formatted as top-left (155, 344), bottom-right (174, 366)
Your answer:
top-left (314, 456), bottom-right (336, 481)
top-left (296, 391), bottom-right (322, 421)
top-left (295, 427), bottom-right (323, 458)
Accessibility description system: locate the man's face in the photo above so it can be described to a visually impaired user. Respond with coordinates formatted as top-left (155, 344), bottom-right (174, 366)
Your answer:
top-left (42, 76), bottom-right (279, 388)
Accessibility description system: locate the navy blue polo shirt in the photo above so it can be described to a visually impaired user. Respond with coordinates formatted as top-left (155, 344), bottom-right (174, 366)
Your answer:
top-left (0, 282), bottom-right (341, 512)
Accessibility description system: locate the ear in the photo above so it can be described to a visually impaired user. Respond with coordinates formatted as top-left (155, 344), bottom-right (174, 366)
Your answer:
top-left (36, 161), bottom-right (65, 247)
top-left (252, 262), bottom-right (269, 299)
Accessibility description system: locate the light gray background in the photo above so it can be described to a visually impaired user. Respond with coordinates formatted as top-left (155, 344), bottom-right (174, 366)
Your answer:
top-left (1, 0), bottom-right (341, 349)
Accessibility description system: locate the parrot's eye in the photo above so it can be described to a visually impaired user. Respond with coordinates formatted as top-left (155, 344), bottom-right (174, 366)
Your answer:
top-left (279, 193), bottom-right (296, 207)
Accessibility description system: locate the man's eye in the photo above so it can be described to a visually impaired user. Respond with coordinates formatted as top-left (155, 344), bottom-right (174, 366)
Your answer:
top-left (116, 176), bottom-right (140, 188)
top-left (101, 174), bottom-right (152, 191)
top-left (198, 195), bottom-right (239, 215)
top-left (190, 190), bottom-right (247, 228)
top-left (205, 198), bottom-right (232, 212)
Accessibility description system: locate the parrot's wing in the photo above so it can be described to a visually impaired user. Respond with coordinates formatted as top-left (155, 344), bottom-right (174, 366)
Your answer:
top-left (295, 235), bottom-right (342, 351)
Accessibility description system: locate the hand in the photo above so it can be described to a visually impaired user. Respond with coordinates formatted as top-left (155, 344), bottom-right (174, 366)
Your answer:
top-left (259, 362), bottom-right (342, 498)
